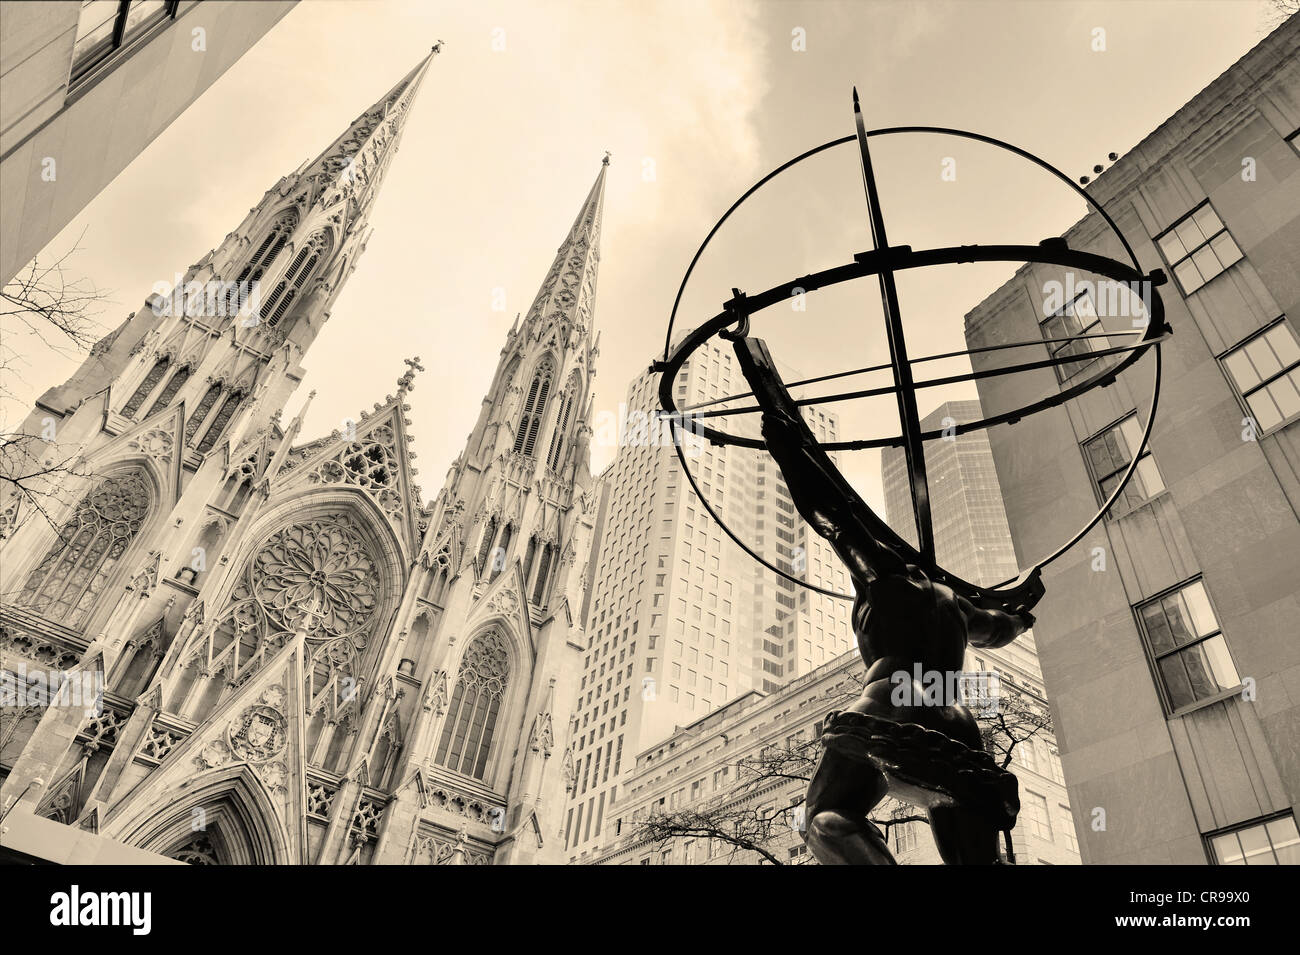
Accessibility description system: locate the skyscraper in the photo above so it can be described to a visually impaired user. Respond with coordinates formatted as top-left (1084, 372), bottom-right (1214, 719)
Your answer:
top-left (563, 336), bottom-right (854, 861)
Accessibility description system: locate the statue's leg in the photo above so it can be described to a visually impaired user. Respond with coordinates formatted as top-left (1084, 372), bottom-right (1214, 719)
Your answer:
top-left (928, 804), bottom-right (1000, 864)
top-left (927, 702), bottom-right (1001, 864)
top-left (804, 744), bottom-right (895, 864)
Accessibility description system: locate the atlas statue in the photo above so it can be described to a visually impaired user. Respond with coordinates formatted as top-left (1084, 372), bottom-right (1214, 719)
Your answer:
top-left (656, 88), bottom-right (1168, 864)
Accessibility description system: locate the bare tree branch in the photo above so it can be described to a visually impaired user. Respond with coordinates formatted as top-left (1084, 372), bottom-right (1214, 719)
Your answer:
top-left (0, 238), bottom-right (108, 541)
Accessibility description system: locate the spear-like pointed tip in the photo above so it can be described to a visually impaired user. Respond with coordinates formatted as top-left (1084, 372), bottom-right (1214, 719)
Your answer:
top-left (852, 86), bottom-right (861, 109)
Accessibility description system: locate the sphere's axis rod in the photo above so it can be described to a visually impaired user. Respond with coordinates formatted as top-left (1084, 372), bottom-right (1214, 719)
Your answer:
top-left (853, 87), bottom-right (935, 565)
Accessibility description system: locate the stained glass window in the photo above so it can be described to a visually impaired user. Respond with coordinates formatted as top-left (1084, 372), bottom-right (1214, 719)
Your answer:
top-left (18, 470), bottom-right (151, 627)
top-left (435, 630), bottom-right (510, 780)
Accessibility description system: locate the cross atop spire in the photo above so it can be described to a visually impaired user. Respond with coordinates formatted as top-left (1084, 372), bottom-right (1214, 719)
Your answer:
top-left (398, 356), bottom-right (425, 393)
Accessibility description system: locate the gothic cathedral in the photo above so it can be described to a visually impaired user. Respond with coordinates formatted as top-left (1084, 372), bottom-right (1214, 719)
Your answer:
top-left (0, 47), bottom-right (607, 865)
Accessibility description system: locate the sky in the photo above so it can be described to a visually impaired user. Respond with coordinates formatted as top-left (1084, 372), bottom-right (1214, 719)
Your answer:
top-left (4, 0), bottom-right (1279, 520)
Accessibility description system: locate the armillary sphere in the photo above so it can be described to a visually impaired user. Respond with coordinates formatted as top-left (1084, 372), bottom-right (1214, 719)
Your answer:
top-left (655, 88), bottom-right (1170, 612)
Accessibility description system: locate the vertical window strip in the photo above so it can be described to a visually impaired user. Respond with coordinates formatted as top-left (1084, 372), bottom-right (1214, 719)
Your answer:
top-left (195, 392), bottom-right (243, 453)
top-left (145, 365), bottom-right (190, 417)
top-left (185, 384), bottom-right (222, 443)
top-left (121, 358), bottom-right (170, 417)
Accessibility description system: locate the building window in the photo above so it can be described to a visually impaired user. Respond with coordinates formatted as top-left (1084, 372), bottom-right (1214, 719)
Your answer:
top-left (71, 1), bottom-right (179, 88)
top-left (145, 364), bottom-right (190, 417)
top-left (514, 357), bottom-right (554, 457)
top-left (1155, 202), bottom-right (1242, 295)
top-left (1208, 813), bottom-right (1300, 865)
top-left (1057, 804), bottom-right (1079, 853)
top-left (121, 356), bottom-right (170, 417)
top-left (194, 391), bottom-right (244, 453)
top-left (1219, 319), bottom-right (1300, 435)
top-left (259, 231), bottom-right (330, 327)
top-left (230, 210), bottom-right (296, 313)
top-left (546, 374), bottom-right (580, 471)
top-left (1040, 291), bottom-right (1107, 381)
top-left (17, 469), bottom-right (152, 627)
top-left (1022, 791), bottom-right (1053, 841)
top-left (184, 383), bottom-right (223, 443)
top-left (435, 630), bottom-right (511, 780)
top-left (1137, 579), bottom-right (1239, 713)
top-left (1082, 413), bottom-right (1164, 515)
top-left (893, 821), bottom-right (917, 853)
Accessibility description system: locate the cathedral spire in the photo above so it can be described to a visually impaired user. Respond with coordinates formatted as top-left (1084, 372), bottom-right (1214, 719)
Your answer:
top-left (290, 43), bottom-right (439, 239)
top-left (519, 156), bottom-right (609, 346)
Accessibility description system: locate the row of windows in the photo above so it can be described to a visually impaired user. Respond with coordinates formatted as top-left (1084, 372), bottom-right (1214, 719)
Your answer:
top-left (1044, 193), bottom-right (1300, 434)
top-left (120, 356), bottom-right (245, 454)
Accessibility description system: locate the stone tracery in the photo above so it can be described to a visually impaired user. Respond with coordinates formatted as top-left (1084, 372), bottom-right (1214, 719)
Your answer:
top-left (17, 469), bottom-right (152, 628)
top-left (178, 513), bottom-right (384, 718)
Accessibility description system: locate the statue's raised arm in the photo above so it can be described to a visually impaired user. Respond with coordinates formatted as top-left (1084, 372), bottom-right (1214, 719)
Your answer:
top-left (727, 335), bottom-right (909, 586)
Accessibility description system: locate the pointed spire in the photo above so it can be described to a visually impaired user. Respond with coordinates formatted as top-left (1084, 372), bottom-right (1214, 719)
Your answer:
top-left (519, 157), bottom-right (609, 343)
top-left (296, 44), bottom-right (439, 227)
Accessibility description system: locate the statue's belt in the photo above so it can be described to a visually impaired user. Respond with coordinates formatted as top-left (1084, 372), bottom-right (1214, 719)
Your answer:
top-left (820, 709), bottom-right (1021, 830)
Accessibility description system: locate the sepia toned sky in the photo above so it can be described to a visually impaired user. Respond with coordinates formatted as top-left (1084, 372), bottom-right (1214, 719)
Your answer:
top-left (4, 0), bottom-right (1277, 517)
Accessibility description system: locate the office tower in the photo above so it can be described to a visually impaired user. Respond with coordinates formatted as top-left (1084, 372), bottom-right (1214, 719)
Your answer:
top-left (564, 336), bottom-right (854, 860)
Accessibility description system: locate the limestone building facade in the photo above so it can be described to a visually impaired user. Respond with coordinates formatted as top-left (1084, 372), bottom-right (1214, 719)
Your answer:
top-left (964, 20), bottom-right (1300, 864)
top-left (0, 45), bottom-right (608, 865)
top-left (583, 648), bottom-right (1078, 866)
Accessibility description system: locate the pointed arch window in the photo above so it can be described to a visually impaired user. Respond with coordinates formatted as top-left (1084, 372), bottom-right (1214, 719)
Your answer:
top-left (547, 377), bottom-right (580, 471)
top-left (195, 391), bottom-right (244, 453)
top-left (121, 357), bottom-right (170, 417)
top-left (17, 469), bottom-right (152, 627)
top-left (185, 383), bottom-right (223, 443)
top-left (435, 630), bottom-right (510, 780)
top-left (145, 364), bottom-right (191, 417)
top-left (230, 210), bottom-right (296, 315)
top-left (476, 516), bottom-right (499, 576)
top-left (531, 542), bottom-right (555, 606)
top-left (260, 231), bottom-right (330, 327)
top-left (513, 358), bottom-right (554, 457)
top-left (522, 536), bottom-right (538, 586)
top-left (489, 524), bottom-right (513, 582)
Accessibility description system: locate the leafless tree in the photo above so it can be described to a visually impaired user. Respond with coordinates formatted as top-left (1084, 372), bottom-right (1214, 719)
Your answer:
top-left (0, 239), bottom-right (108, 540)
top-left (1263, 0), bottom-right (1300, 30)
top-left (633, 672), bottom-right (1052, 865)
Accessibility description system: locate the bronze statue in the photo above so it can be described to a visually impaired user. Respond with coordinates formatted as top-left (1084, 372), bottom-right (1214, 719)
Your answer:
top-left (655, 91), bottom-right (1166, 864)
top-left (729, 335), bottom-right (1036, 865)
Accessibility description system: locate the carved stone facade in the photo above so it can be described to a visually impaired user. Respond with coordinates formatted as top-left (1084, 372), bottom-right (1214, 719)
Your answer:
top-left (0, 48), bottom-right (605, 865)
